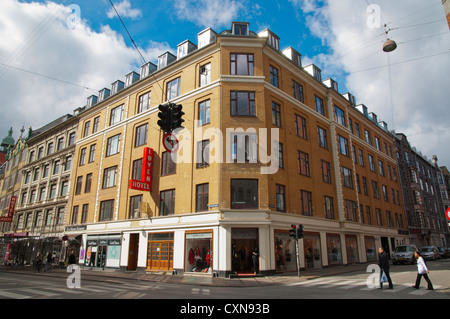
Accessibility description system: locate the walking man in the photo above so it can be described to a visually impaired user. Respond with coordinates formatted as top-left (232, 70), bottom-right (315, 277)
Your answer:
top-left (412, 251), bottom-right (433, 290)
top-left (378, 247), bottom-right (393, 289)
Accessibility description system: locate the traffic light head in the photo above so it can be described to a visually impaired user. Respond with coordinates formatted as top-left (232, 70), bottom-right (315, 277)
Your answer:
top-left (157, 104), bottom-right (171, 132)
top-left (289, 224), bottom-right (297, 238)
top-left (171, 103), bottom-right (185, 130)
top-left (297, 224), bottom-right (304, 239)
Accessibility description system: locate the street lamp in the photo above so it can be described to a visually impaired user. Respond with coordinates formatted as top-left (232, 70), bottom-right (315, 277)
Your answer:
top-left (383, 38), bottom-right (397, 52)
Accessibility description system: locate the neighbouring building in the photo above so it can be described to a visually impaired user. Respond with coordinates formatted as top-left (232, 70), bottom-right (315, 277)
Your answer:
top-left (394, 134), bottom-right (448, 248)
top-left (63, 22), bottom-right (408, 277)
top-left (9, 114), bottom-right (79, 265)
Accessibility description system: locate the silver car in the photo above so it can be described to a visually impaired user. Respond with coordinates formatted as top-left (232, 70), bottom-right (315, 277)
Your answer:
top-left (421, 246), bottom-right (440, 260)
top-left (392, 245), bottom-right (419, 265)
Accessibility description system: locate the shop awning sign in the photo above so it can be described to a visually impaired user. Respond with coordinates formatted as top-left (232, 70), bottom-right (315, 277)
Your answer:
top-left (0, 196), bottom-right (17, 222)
top-left (129, 147), bottom-right (154, 191)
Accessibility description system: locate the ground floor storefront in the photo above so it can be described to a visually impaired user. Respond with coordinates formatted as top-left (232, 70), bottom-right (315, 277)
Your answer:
top-left (67, 211), bottom-right (409, 277)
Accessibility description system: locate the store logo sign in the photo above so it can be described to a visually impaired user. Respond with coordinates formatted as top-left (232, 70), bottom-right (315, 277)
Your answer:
top-left (0, 196), bottom-right (17, 222)
top-left (129, 147), bottom-right (153, 191)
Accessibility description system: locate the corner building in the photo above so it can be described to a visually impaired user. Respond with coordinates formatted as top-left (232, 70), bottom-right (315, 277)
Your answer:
top-left (66, 22), bottom-right (407, 276)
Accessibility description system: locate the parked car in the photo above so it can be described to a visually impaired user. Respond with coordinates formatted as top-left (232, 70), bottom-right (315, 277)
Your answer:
top-left (392, 245), bottom-right (419, 265)
top-left (438, 247), bottom-right (449, 259)
top-left (421, 246), bottom-right (440, 260)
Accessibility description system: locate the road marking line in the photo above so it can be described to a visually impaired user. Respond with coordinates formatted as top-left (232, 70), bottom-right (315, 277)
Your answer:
top-left (17, 288), bottom-right (59, 297)
top-left (0, 290), bottom-right (32, 299)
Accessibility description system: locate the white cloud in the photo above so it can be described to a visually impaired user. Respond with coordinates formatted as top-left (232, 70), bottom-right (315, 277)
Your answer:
top-left (290, 0), bottom-right (450, 166)
top-left (0, 0), bottom-right (170, 139)
top-left (106, 0), bottom-right (142, 19)
top-left (173, 0), bottom-right (246, 29)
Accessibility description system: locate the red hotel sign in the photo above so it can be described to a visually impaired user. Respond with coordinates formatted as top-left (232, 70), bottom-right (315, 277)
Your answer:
top-left (0, 196), bottom-right (17, 222)
top-left (129, 147), bottom-right (154, 191)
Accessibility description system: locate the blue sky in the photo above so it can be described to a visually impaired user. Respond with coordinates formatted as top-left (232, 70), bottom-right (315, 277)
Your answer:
top-left (1, 0), bottom-right (449, 166)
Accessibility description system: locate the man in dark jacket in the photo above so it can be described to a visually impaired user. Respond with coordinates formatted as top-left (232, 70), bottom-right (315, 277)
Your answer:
top-left (378, 247), bottom-right (393, 289)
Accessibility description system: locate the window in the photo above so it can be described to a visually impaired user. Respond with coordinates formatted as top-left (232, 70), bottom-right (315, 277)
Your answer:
top-left (47, 142), bottom-right (53, 155)
top-left (81, 204), bottom-right (88, 224)
top-left (272, 102), bottom-right (281, 127)
top-left (110, 105), bottom-right (124, 126)
top-left (60, 181), bottom-right (68, 196)
top-left (196, 184), bottom-right (209, 212)
top-left (106, 134), bottom-right (121, 156)
top-left (135, 123), bottom-right (148, 147)
top-left (53, 160), bottom-right (60, 175)
top-left (88, 144), bottom-right (96, 163)
top-left (375, 137), bottom-right (380, 151)
top-left (166, 77), bottom-right (180, 100)
top-left (298, 150), bottom-right (310, 176)
top-left (334, 106), bottom-right (346, 126)
top-left (85, 173), bottom-right (92, 193)
top-left (372, 181), bottom-right (380, 199)
top-left (295, 114), bottom-right (307, 139)
top-left (342, 166), bottom-right (353, 189)
top-left (39, 186), bottom-right (46, 201)
top-left (160, 189), bottom-right (175, 216)
top-left (321, 160), bottom-right (331, 183)
top-left (269, 65), bottom-right (279, 87)
top-left (338, 135), bottom-right (349, 156)
top-left (83, 121), bottom-right (90, 138)
top-left (68, 133), bottom-right (76, 146)
top-left (376, 208), bottom-right (383, 226)
top-left (368, 154), bottom-right (376, 171)
top-left (49, 184), bottom-right (56, 199)
top-left (196, 140), bottom-right (210, 168)
top-left (99, 199), bottom-right (114, 222)
top-left (276, 184), bottom-right (286, 212)
top-left (355, 123), bottom-right (360, 138)
top-left (199, 63), bottom-right (211, 86)
top-left (382, 185), bottom-right (388, 201)
top-left (230, 133), bottom-right (257, 163)
top-left (230, 53), bottom-right (254, 76)
top-left (362, 176), bottom-right (368, 195)
top-left (75, 176), bottom-right (83, 195)
top-left (102, 166), bottom-right (118, 188)
top-left (132, 159), bottom-right (142, 180)
top-left (57, 137), bottom-right (64, 151)
top-left (365, 129), bottom-right (372, 145)
top-left (198, 100), bottom-right (210, 125)
top-left (293, 81), bottom-right (304, 103)
top-left (230, 91), bottom-right (255, 116)
top-left (129, 195), bottom-right (143, 219)
top-left (161, 152), bottom-right (176, 176)
top-left (64, 156), bottom-right (72, 171)
top-left (358, 149), bottom-right (364, 166)
top-left (315, 95), bottom-right (324, 116)
top-left (300, 190), bottom-right (313, 216)
top-left (278, 143), bottom-right (284, 168)
top-left (378, 160), bottom-right (385, 176)
top-left (231, 179), bottom-right (258, 209)
top-left (345, 200), bottom-right (357, 222)
top-left (138, 91), bottom-right (151, 113)
top-left (92, 116), bottom-right (100, 133)
top-left (233, 23), bottom-right (248, 35)
top-left (79, 148), bottom-right (86, 166)
top-left (317, 127), bottom-right (328, 149)
top-left (324, 196), bottom-right (334, 219)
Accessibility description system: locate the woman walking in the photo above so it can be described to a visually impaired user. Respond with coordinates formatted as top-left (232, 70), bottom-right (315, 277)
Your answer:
top-left (412, 251), bottom-right (433, 290)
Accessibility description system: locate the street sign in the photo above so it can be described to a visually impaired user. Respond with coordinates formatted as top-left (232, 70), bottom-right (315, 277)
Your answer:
top-left (163, 132), bottom-right (179, 153)
top-left (446, 207), bottom-right (450, 221)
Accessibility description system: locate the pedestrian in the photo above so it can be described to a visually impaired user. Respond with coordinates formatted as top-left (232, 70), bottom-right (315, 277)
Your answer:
top-left (252, 246), bottom-right (259, 275)
top-left (412, 251), bottom-right (433, 290)
top-left (68, 251), bottom-right (76, 265)
top-left (34, 253), bottom-right (43, 273)
top-left (378, 247), bottom-right (393, 289)
top-left (44, 252), bottom-right (52, 272)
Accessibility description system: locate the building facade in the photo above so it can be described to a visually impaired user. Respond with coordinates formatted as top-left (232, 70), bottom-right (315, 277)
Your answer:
top-left (394, 134), bottom-right (448, 248)
top-left (9, 115), bottom-right (79, 265)
top-left (64, 22), bottom-right (408, 277)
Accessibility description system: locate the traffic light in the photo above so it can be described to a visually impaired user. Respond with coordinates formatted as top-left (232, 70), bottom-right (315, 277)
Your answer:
top-left (297, 224), bottom-right (304, 239)
top-left (157, 104), bottom-right (170, 132)
top-left (170, 103), bottom-right (185, 131)
top-left (289, 224), bottom-right (297, 239)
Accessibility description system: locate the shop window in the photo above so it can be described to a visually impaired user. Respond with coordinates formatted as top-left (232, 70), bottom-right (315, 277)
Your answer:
top-left (326, 234), bottom-right (342, 265)
top-left (185, 232), bottom-right (212, 273)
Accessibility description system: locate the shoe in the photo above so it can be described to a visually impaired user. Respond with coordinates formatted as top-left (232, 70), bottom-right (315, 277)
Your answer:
top-left (412, 286), bottom-right (419, 289)
top-left (387, 287), bottom-right (393, 289)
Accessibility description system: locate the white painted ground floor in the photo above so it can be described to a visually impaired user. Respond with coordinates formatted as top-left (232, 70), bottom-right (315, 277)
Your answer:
top-left (66, 211), bottom-right (410, 277)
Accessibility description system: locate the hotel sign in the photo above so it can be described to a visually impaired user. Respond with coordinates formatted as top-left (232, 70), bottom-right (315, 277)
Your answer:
top-left (129, 147), bottom-right (154, 191)
top-left (0, 196), bottom-right (17, 222)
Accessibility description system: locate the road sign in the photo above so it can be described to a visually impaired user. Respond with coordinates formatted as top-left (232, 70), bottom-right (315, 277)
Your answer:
top-left (446, 207), bottom-right (450, 221)
top-left (163, 133), bottom-right (179, 153)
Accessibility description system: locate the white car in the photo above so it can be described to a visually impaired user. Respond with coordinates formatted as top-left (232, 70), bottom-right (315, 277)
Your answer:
top-left (421, 246), bottom-right (440, 261)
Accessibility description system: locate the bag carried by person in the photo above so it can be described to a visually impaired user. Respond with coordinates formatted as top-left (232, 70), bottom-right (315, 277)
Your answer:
top-left (380, 271), bottom-right (388, 283)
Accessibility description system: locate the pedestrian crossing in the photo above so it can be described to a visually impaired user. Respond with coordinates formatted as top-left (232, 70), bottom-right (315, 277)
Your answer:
top-left (287, 277), bottom-right (440, 295)
top-left (0, 282), bottom-right (163, 299)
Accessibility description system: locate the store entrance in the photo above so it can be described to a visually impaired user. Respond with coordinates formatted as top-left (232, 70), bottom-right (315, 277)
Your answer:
top-left (231, 228), bottom-right (259, 275)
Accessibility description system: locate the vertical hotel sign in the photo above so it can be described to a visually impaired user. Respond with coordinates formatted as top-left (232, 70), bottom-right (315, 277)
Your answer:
top-left (0, 196), bottom-right (17, 222)
top-left (129, 147), bottom-right (154, 191)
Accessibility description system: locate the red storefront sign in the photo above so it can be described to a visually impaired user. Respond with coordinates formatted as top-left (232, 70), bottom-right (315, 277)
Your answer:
top-left (129, 147), bottom-right (153, 191)
top-left (0, 196), bottom-right (17, 222)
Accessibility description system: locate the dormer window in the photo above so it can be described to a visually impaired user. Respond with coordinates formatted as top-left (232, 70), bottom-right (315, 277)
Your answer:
top-left (111, 80), bottom-right (124, 95)
top-left (140, 62), bottom-right (157, 79)
top-left (125, 72), bottom-right (139, 87)
top-left (158, 52), bottom-right (176, 69)
top-left (232, 22), bottom-right (249, 35)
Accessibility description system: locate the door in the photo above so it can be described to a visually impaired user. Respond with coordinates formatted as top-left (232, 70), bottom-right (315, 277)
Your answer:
top-left (148, 241), bottom-right (173, 271)
top-left (128, 233), bottom-right (139, 271)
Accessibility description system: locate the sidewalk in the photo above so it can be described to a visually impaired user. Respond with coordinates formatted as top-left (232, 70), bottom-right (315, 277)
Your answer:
top-left (1, 263), bottom-right (370, 287)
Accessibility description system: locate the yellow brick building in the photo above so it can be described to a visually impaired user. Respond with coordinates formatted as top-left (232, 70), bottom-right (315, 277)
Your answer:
top-left (65, 22), bottom-right (407, 276)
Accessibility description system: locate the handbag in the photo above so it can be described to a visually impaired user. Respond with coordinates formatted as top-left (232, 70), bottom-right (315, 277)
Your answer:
top-left (380, 271), bottom-right (388, 283)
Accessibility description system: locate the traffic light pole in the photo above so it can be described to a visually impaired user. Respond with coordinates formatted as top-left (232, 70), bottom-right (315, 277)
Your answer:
top-left (295, 238), bottom-right (301, 278)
